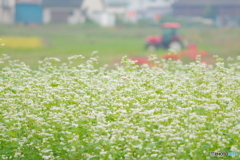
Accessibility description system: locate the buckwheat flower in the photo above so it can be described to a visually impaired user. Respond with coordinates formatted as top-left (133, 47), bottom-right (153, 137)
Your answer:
top-left (50, 57), bottom-right (61, 62)
top-left (100, 150), bottom-right (107, 155)
top-left (42, 155), bottom-right (53, 160)
top-left (230, 145), bottom-right (239, 152)
top-left (14, 152), bottom-right (22, 157)
top-left (41, 149), bottom-right (52, 153)
top-left (91, 51), bottom-right (98, 55)
top-left (235, 56), bottom-right (240, 61)
top-left (68, 55), bottom-right (85, 60)
top-left (72, 123), bottom-right (78, 127)
top-left (108, 154), bottom-right (113, 160)
top-left (90, 57), bottom-right (98, 62)
top-left (151, 154), bottom-right (158, 157)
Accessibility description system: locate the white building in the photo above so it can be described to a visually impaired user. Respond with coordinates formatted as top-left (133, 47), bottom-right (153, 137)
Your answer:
top-left (0, 0), bottom-right (15, 24)
top-left (91, 12), bottom-right (115, 27)
top-left (104, 0), bottom-right (129, 16)
top-left (82, 0), bottom-right (116, 27)
top-left (81, 0), bottom-right (105, 18)
top-left (126, 0), bottom-right (176, 22)
top-left (128, 0), bottom-right (176, 10)
top-left (42, 0), bottom-right (85, 24)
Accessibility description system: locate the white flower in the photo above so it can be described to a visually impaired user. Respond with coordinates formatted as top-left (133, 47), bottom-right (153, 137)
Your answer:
top-left (231, 145), bottom-right (239, 152)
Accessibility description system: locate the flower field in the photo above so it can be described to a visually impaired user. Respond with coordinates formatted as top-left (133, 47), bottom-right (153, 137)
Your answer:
top-left (0, 53), bottom-right (240, 160)
top-left (0, 37), bottom-right (42, 48)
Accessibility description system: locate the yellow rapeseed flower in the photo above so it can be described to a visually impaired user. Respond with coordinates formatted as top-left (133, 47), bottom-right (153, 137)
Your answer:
top-left (0, 36), bottom-right (42, 48)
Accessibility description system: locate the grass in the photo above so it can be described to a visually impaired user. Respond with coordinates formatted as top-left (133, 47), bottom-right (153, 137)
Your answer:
top-left (0, 24), bottom-right (160, 68)
top-left (0, 24), bottom-right (240, 68)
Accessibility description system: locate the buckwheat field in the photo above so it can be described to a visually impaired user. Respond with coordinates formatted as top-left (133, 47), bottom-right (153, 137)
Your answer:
top-left (0, 53), bottom-right (240, 160)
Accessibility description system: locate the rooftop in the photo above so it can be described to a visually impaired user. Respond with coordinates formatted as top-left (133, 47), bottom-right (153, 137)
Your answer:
top-left (173, 0), bottom-right (240, 6)
top-left (42, 0), bottom-right (83, 7)
top-left (104, 0), bottom-right (129, 6)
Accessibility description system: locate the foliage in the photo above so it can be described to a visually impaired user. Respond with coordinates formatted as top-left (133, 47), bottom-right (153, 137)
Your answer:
top-left (0, 53), bottom-right (240, 159)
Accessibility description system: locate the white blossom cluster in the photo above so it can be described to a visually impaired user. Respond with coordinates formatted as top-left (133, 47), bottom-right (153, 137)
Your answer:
top-left (0, 54), bottom-right (240, 160)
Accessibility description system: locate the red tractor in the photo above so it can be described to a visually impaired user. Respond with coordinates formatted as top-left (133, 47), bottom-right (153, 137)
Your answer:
top-left (146, 22), bottom-right (186, 51)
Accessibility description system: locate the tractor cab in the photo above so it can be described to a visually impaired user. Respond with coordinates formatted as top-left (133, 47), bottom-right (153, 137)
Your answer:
top-left (146, 22), bottom-right (184, 51)
top-left (162, 23), bottom-right (180, 47)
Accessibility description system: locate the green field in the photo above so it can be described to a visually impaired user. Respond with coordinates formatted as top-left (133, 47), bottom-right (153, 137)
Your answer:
top-left (0, 24), bottom-right (240, 69)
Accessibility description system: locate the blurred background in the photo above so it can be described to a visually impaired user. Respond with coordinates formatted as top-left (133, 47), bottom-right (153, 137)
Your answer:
top-left (0, 0), bottom-right (240, 68)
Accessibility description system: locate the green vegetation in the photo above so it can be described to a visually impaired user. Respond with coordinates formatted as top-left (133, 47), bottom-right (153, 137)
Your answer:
top-left (0, 24), bottom-right (160, 68)
top-left (0, 24), bottom-right (240, 68)
top-left (0, 54), bottom-right (240, 159)
top-left (1, 23), bottom-right (240, 159)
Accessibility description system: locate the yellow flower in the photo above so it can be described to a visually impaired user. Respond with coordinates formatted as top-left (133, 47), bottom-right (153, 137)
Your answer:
top-left (0, 36), bottom-right (42, 48)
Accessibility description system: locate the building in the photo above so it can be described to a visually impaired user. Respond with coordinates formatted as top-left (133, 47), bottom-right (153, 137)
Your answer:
top-left (91, 12), bottom-right (115, 27)
top-left (104, 0), bottom-right (129, 16)
top-left (82, 0), bottom-right (115, 27)
top-left (0, 0), bottom-right (15, 24)
top-left (42, 0), bottom-right (85, 24)
top-left (81, 0), bottom-right (105, 18)
top-left (126, 0), bottom-right (176, 22)
top-left (15, 0), bottom-right (42, 24)
top-left (144, 0), bottom-right (175, 20)
top-left (172, 0), bottom-right (240, 27)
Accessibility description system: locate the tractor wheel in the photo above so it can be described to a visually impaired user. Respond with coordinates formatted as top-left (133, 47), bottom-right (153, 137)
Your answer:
top-left (168, 41), bottom-right (183, 52)
top-left (146, 44), bottom-right (157, 51)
